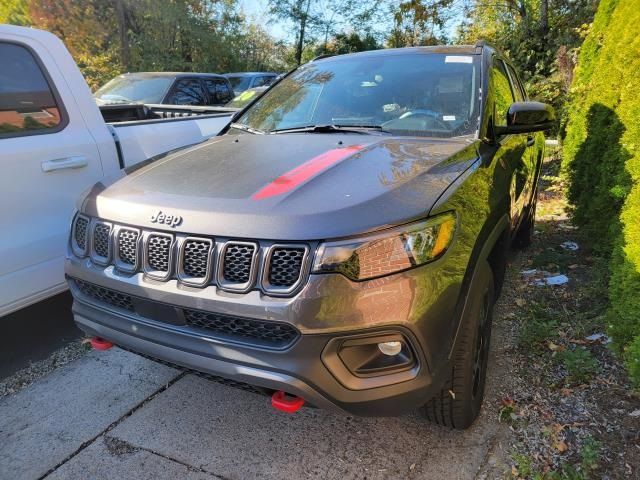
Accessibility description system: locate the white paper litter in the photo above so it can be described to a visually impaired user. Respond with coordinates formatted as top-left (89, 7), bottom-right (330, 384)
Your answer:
top-left (630, 409), bottom-right (640, 418)
top-left (561, 241), bottom-right (579, 251)
top-left (534, 274), bottom-right (569, 286)
top-left (585, 333), bottom-right (612, 344)
top-left (521, 269), bottom-right (538, 275)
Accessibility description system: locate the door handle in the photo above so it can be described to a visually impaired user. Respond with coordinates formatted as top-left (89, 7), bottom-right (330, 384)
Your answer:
top-left (526, 136), bottom-right (535, 147)
top-left (41, 156), bottom-right (88, 172)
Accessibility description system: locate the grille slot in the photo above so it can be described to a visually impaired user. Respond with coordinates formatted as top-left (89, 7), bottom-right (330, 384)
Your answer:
top-left (268, 247), bottom-right (306, 287)
top-left (116, 228), bottom-right (139, 268)
top-left (74, 279), bottom-right (134, 311)
top-left (222, 243), bottom-right (256, 284)
top-left (184, 308), bottom-right (299, 348)
top-left (91, 223), bottom-right (112, 263)
top-left (146, 234), bottom-right (172, 273)
top-left (73, 216), bottom-right (89, 253)
top-left (181, 238), bottom-right (212, 283)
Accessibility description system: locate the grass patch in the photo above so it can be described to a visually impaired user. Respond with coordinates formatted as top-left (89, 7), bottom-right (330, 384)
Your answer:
top-left (519, 304), bottom-right (560, 350)
top-left (560, 347), bottom-right (599, 384)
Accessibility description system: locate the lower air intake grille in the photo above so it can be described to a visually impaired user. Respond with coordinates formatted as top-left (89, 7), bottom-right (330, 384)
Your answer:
top-left (119, 347), bottom-right (270, 396)
top-left (93, 224), bottom-right (111, 258)
top-left (182, 239), bottom-right (211, 278)
top-left (147, 235), bottom-right (171, 272)
top-left (269, 247), bottom-right (305, 287)
top-left (223, 243), bottom-right (255, 283)
top-left (74, 279), bottom-right (134, 311)
top-left (183, 309), bottom-right (299, 348)
top-left (74, 216), bottom-right (88, 251)
top-left (117, 229), bottom-right (139, 266)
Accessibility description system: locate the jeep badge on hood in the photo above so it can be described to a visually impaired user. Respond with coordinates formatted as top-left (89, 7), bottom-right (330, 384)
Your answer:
top-left (150, 210), bottom-right (182, 228)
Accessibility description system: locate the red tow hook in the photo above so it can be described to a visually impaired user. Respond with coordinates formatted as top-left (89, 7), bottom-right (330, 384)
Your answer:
top-left (271, 390), bottom-right (305, 413)
top-left (90, 337), bottom-right (114, 351)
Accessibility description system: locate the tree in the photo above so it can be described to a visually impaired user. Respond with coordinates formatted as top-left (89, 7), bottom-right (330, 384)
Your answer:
top-left (268, 0), bottom-right (315, 66)
top-left (267, 0), bottom-right (382, 65)
top-left (387, 0), bottom-right (454, 47)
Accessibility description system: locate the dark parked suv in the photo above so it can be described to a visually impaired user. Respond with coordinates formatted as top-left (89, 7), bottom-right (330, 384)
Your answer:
top-left (94, 72), bottom-right (234, 106)
top-left (66, 42), bottom-right (554, 429)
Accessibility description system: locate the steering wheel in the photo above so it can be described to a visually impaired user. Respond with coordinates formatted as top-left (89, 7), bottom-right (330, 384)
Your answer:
top-left (398, 110), bottom-right (451, 130)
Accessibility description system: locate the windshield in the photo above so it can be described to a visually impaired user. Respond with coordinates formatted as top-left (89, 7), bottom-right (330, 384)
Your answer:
top-left (226, 88), bottom-right (264, 108)
top-left (237, 53), bottom-right (480, 138)
top-left (227, 76), bottom-right (252, 92)
top-left (94, 75), bottom-right (174, 104)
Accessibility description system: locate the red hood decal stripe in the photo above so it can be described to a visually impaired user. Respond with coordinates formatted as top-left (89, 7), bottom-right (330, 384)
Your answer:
top-left (251, 144), bottom-right (365, 200)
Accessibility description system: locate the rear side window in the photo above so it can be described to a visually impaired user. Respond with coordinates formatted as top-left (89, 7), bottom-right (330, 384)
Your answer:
top-left (204, 78), bottom-right (233, 105)
top-left (505, 64), bottom-right (526, 101)
top-left (166, 79), bottom-right (207, 105)
top-left (0, 42), bottom-right (65, 137)
top-left (491, 60), bottom-right (515, 127)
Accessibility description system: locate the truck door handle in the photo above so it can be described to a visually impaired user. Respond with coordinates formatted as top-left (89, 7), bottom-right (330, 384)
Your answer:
top-left (526, 136), bottom-right (535, 147)
top-left (41, 156), bottom-right (88, 172)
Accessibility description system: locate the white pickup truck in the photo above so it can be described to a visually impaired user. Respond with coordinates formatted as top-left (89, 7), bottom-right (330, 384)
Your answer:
top-left (0, 25), bottom-right (235, 317)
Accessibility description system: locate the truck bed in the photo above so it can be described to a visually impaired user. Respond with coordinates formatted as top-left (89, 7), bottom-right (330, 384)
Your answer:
top-left (101, 104), bottom-right (237, 168)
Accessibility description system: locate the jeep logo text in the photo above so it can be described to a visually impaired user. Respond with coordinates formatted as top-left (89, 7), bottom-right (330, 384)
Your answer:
top-left (150, 210), bottom-right (183, 228)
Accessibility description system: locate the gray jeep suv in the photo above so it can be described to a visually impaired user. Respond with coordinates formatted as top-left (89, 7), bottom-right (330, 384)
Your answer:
top-left (66, 42), bottom-right (554, 429)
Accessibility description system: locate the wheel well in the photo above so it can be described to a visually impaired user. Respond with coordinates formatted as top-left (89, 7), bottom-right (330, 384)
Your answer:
top-left (486, 227), bottom-right (509, 298)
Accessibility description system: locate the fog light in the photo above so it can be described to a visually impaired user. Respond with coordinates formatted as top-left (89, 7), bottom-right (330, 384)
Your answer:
top-left (378, 341), bottom-right (402, 356)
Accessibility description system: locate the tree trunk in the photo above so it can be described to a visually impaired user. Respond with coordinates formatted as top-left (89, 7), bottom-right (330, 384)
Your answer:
top-left (295, 0), bottom-right (312, 65)
top-left (114, 0), bottom-right (130, 69)
top-left (540, 0), bottom-right (549, 35)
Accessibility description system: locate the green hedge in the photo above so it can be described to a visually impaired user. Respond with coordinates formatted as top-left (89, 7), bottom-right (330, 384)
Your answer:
top-left (562, 0), bottom-right (640, 385)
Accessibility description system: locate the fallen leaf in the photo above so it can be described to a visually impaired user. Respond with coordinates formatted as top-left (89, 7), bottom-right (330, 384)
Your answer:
top-left (554, 440), bottom-right (568, 453)
top-left (547, 341), bottom-right (564, 352)
top-left (515, 298), bottom-right (526, 307)
top-left (560, 388), bottom-right (573, 397)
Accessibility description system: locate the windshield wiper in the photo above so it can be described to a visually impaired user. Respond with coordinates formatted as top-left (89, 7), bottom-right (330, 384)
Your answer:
top-left (230, 122), bottom-right (265, 134)
top-left (270, 124), bottom-right (389, 135)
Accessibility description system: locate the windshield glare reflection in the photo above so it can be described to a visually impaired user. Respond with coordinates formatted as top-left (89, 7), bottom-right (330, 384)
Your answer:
top-left (238, 53), bottom-right (480, 138)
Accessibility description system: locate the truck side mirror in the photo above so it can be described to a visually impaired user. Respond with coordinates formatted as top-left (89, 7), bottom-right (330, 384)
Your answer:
top-left (495, 101), bottom-right (556, 135)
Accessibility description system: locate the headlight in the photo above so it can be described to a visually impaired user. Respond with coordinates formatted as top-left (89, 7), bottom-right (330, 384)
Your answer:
top-left (312, 212), bottom-right (456, 281)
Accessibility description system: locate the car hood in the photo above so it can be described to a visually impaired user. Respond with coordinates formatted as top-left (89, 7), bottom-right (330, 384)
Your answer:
top-left (82, 133), bottom-right (479, 240)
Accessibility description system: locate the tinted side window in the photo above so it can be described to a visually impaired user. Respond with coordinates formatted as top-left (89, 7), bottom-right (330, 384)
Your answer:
top-left (252, 76), bottom-right (273, 88)
top-left (0, 42), bottom-right (64, 137)
top-left (204, 78), bottom-right (233, 105)
top-left (491, 60), bottom-right (515, 127)
top-left (166, 79), bottom-right (206, 105)
top-left (505, 64), bottom-right (526, 102)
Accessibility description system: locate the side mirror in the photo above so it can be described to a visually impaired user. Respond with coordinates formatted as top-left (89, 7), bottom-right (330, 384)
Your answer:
top-left (495, 101), bottom-right (556, 135)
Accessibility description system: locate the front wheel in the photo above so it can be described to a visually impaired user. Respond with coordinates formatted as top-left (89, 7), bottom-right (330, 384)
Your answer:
top-left (423, 260), bottom-right (495, 429)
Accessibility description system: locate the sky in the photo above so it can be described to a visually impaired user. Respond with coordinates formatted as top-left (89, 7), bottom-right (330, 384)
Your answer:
top-left (238, 0), bottom-right (288, 40)
top-left (237, 0), bottom-right (465, 43)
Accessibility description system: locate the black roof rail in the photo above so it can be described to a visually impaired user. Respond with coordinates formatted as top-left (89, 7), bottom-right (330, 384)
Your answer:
top-left (311, 54), bottom-right (335, 62)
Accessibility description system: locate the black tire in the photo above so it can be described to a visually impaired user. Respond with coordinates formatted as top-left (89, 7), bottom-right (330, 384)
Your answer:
top-left (513, 198), bottom-right (536, 248)
top-left (423, 260), bottom-right (495, 429)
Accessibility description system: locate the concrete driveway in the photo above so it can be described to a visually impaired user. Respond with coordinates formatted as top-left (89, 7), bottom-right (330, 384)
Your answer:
top-left (0, 337), bottom-right (513, 480)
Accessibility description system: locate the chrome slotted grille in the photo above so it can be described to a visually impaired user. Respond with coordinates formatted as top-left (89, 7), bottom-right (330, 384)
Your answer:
top-left (74, 216), bottom-right (310, 296)
top-left (268, 247), bottom-right (306, 287)
top-left (117, 229), bottom-right (139, 266)
top-left (93, 223), bottom-right (111, 259)
top-left (222, 243), bottom-right (255, 284)
top-left (73, 216), bottom-right (89, 251)
top-left (147, 235), bottom-right (172, 272)
top-left (182, 239), bottom-right (211, 279)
